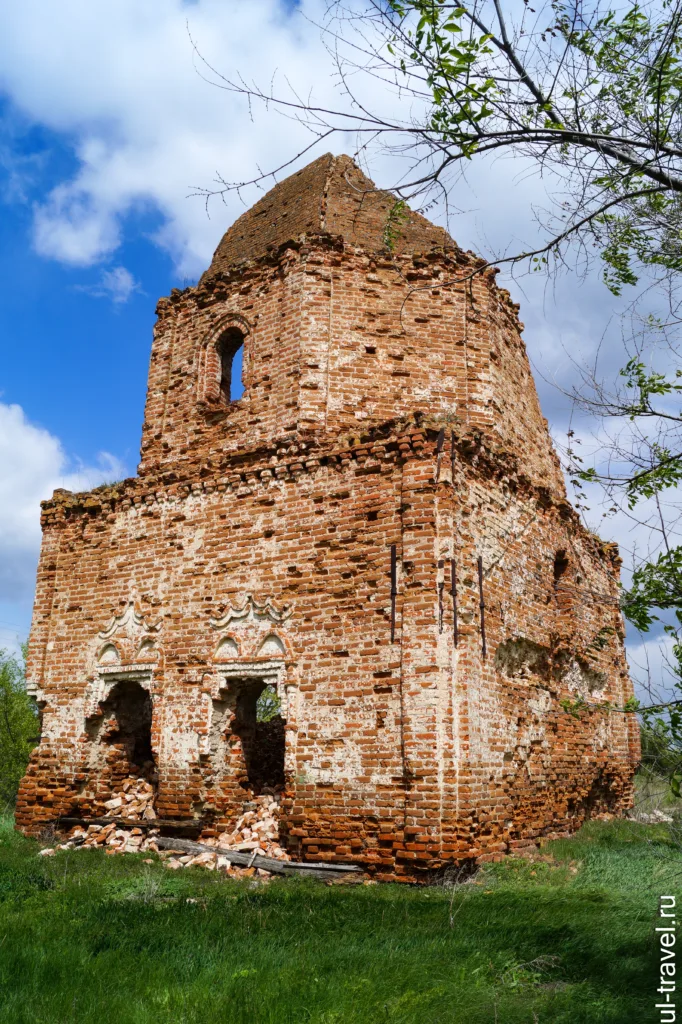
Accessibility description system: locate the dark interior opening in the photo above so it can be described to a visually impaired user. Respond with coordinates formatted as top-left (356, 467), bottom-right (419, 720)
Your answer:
top-left (218, 327), bottom-right (244, 403)
top-left (87, 680), bottom-right (155, 778)
top-left (233, 681), bottom-right (285, 793)
top-left (553, 549), bottom-right (569, 584)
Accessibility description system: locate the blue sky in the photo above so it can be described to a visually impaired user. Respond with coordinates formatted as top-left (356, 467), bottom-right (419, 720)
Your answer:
top-left (0, 102), bottom-right (178, 645)
top-left (0, 0), bottom-right (326, 648)
top-left (0, 0), bottom-right (677, 698)
top-left (1, 117), bottom-right (167, 465)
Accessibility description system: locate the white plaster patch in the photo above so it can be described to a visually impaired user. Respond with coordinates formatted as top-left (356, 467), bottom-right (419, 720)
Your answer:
top-left (97, 642), bottom-right (120, 665)
top-left (214, 636), bottom-right (239, 660)
top-left (563, 658), bottom-right (606, 699)
top-left (136, 638), bottom-right (158, 662)
top-left (257, 634), bottom-right (285, 657)
top-left (98, 601), bottom-right (161, 640)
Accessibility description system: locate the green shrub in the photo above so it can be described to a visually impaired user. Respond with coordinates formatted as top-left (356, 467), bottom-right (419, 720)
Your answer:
top-left (0, 648), bottom-right (39, 808)
top-left (256, 685), bottom-right (281, 722)
top-left (640, 715), bottom-right (682, 786)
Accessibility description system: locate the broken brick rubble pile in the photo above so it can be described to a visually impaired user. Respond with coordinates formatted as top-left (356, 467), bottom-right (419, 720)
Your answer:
top-left (163, 795), bottom-right (288, 876)
top-left (41, 785), bottom-right (288, 878)
top-left (102, 776), bottom-right (157, 820)
top-left (201, 795), bottom-right (288, 859)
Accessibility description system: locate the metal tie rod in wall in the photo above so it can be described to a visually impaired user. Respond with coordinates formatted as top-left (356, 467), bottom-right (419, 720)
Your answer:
top-left (477, 555), bottom-right (487, 658)
top-left (390, 544), bottom-right (397, 643)
top-left (435, 428), bottom-right (445, 483)
top-left (451, 558), bottom-right (458, 648)
top-left (438, 559), bottom-right (444, 633)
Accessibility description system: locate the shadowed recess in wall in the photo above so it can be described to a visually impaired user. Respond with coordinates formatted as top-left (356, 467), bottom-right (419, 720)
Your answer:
top-left (495, 638), bottom-right (552, 679)
top-left (237, 681), bottom-right (285, 793)
top-left (86, 680), bottom-right (155, 779)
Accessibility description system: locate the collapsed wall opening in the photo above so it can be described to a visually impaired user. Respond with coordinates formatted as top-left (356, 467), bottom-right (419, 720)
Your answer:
top-left (86, 679), bottom-right (155, 782)
top-left (232, 680), bottom-right (285, 793)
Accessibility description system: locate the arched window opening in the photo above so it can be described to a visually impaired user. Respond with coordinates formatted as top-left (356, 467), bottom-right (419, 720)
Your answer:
top-left (218, 328), bottom-right (244, 403)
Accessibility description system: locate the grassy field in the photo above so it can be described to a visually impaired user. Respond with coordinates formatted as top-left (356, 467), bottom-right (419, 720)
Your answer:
top-left (0, 815), bottom-right (679, 1024)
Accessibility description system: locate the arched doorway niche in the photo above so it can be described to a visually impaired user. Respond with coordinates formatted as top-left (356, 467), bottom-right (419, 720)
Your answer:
top-left (85, 669), bottom-right (157, 801)
top-left (210, 658), bottom-right (290, 796)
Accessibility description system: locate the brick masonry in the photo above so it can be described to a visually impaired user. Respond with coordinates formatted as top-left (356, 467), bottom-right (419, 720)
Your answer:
top-left (16, 155), bottom-right (639, 878)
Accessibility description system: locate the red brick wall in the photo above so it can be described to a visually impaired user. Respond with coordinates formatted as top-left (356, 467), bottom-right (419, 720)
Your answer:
top-left (17, 218), bottom-right (637, 876)
top-left (139, 241), bottom-right (564, 498)
top-left (17, 422), bottom-right (637, 876)
top-left (202, 154), bottom-right (453, 280)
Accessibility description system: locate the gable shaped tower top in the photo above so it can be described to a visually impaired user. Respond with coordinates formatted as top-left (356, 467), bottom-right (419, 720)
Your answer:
top-left (201, 153), bottom-right (455, 280)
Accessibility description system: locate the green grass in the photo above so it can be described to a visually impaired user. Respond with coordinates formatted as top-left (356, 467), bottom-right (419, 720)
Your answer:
top-left (0, 815), bottom-right (679, 1023)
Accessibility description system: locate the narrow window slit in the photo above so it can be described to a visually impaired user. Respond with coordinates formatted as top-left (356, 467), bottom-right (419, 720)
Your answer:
top-left (218, 327), bottom-right (245, 403)
top-left (554, 549), bottom-right (569, 584)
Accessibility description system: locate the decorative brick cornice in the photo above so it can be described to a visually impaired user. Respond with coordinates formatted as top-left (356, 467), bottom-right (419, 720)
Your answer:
top-left (41, 415), bottom-right (572, 536)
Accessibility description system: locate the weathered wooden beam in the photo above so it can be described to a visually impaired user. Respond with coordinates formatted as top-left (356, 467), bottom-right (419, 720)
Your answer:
top-left (55, 816), bottom-right (203, 832)
top-left (155, 836), bottom-right (362, 879)
top-left (54, 819), bottom-right (363, 879)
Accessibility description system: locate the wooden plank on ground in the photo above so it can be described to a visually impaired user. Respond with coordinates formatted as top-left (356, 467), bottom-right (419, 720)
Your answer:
top-left (55, 816), bottom-right (203, 831)
top-left (154, 836), bottom-right (362, 879)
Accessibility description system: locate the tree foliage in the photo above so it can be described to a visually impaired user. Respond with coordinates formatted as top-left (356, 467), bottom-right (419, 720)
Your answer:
top-left (0, 648), bottom-right (38, 809)
top-left (562, 339), bottom-right (682, 793)
top-left (197, 0), bottom-right (682, 289)
top-left (566, 350), bottom-right (682, 644)
top-left (256, 685), bottom-right (282, 723)
top-left (381, 0), bottom-right (682, 291)
top-left (640, 712), bottom-right (682, 794)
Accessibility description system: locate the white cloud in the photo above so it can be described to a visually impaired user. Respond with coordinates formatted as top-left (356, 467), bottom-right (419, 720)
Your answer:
top-left (0, 1), bottom-right (618, 295)
top-left (0, 0), bottom-right (637, 377)
top-left (0, 402), bottom-right (127, 607)
top-left (0, 0), bottom-right (350, 275)
top-left (76, 265), bottom-right (141, 304)
top-left (33, 184), bottom-right (121, 266)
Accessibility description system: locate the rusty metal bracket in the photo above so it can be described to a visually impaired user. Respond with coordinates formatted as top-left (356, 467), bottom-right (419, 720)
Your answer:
top-left (435, 428), bottom-right (445, 482)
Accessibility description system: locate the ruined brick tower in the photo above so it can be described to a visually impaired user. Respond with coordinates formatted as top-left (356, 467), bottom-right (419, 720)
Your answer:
top-left (17, 154), bottom-right (639, 876)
